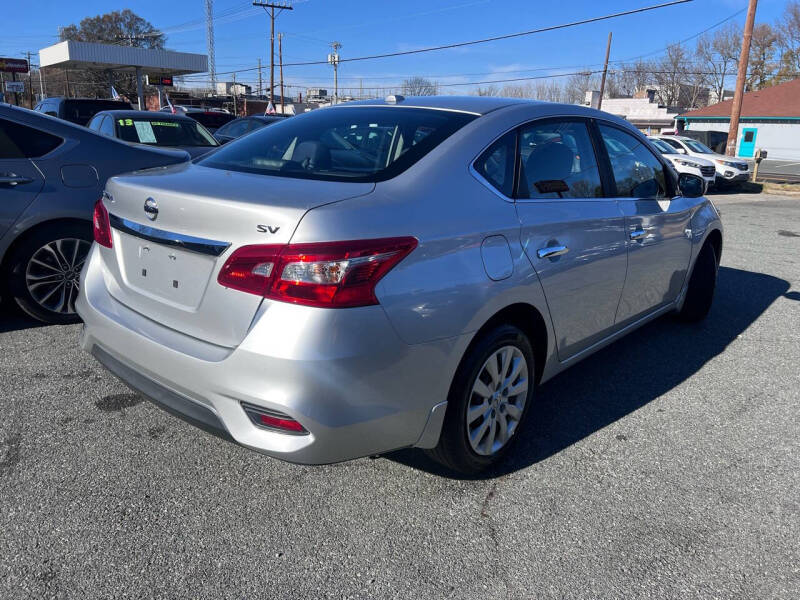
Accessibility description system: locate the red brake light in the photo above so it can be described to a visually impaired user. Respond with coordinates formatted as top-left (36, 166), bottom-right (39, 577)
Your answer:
top-left (217, 237), bottom-right (418, 308)
top-left (93, 198), bottom-right (112, 248)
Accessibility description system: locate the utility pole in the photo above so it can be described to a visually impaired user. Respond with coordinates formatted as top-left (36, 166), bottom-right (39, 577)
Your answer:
top-left (252, 1), bottom-right (293, 103)
top-left (279, 32), bottom-right (284, 113)
top-left (258, 57), bottom-right (262, 97)
top-left (328, 41), bottom-right (341, 105)
top-left (597, 32), bottom-right (612, 111)
top-left (727, 0), bottom-right (758, 156)
top-left (232, 72), bottom-right (238, 116)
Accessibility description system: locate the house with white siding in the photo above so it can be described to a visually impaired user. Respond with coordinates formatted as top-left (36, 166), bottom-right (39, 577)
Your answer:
top-left (677, 78), bottom-right (800, 160)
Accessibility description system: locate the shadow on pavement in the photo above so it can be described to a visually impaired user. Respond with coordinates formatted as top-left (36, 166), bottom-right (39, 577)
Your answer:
top-left (387, 266), bottom-right (790, 479)
top-left (0, 303), bottom-right (49, 334)
top-left (708, 181), bottom-right (763, 195)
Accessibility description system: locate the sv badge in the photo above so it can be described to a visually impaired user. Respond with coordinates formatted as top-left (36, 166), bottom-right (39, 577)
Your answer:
top-left (257, 225), bottom-right (280, 234)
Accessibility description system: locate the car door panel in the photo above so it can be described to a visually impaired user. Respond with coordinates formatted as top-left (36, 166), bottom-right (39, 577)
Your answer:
top-left (518, 201), bottom-right (628, 359)
top-left (513, 118), bottom-right (628, 361)
top-left (0, 158), bottom-right (45, 239)
top-left (597, 123), bottom-right (694, 324)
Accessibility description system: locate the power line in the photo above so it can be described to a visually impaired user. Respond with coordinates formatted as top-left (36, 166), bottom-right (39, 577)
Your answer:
top-left (281, 0), bottom-right (694, 67)
top-left (184, 0), bottom-right (694, 79)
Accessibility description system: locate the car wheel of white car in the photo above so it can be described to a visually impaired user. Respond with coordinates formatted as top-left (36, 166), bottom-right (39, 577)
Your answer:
top-left (428, 324), bottom-right (535, 475)
top-left (6, 223), bottom-right (92, 324)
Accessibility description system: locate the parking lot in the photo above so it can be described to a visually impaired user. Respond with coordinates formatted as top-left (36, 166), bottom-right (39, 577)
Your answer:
top-left (1, 191), bottom-right (798, 599)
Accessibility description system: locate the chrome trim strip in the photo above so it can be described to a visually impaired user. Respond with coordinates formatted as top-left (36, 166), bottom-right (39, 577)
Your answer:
top-left (108, 214), bottom-right (231, 257)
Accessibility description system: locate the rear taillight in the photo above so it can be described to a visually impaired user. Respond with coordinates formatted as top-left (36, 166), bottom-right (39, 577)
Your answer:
top-left (217, 237), bottom-right (417, 308)
top-left (93, 198), bottom-right (112, 248)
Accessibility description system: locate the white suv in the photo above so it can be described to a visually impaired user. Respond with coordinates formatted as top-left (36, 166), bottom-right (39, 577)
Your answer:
top-left (649, 137), bottom-right (716, 191)
top-left (653, 135), bottom-right (749, 185)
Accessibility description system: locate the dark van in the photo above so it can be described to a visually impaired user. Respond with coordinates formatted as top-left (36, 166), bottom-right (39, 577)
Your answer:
top-left (33, 97), bottom-right (133, 126)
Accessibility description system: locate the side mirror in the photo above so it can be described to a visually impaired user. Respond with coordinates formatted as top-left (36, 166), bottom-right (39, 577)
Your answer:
top-left (676, 147), bottom-right (687, 154)
top-left (678, 173), bottom-right (704, 198)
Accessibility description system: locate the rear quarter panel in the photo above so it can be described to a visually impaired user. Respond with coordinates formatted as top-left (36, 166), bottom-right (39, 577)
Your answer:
top-left (290, 103), bottom-right (562, 379)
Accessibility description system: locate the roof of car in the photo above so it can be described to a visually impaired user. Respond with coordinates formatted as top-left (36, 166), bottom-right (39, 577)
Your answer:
top-left (93, 110), bottom-right (194, 120)
top-left (339, 95), bottom-right (539, 116)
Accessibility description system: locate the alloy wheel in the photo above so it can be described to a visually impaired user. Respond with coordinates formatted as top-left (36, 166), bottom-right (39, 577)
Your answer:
top-left (24, 238), bottom-right (91, 315)
top-left (466, 345), bottom-right (528, 456)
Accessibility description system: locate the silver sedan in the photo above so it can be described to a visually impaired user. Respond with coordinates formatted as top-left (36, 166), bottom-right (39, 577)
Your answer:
top-left (77, 96), bottom-right (722, 474)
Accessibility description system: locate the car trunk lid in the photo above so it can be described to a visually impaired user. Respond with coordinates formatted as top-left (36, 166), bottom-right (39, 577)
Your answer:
top-left (100, 162), bottom-right (374, 347)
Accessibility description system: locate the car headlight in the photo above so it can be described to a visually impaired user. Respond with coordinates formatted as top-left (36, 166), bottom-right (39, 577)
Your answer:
top-left (714, 159), bottom-right (738, 168)
top-left (676, 159), bottom-right (703, 168)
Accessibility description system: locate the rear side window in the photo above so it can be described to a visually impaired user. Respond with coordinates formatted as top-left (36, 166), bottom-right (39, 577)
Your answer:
top-left (199, 107), bottom-right (477, 182)
top-left (599, 125), bottom-right (667, 198)
top-left (473, 131), bottom-right (515, 197)
top-left (0, 118), bottom-right (63, 159)
top-left (516, 120), bottom-right (603, 199)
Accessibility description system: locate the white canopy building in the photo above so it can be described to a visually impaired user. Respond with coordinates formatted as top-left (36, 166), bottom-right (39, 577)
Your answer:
top-left (39, 41), bottom-right (207, 109)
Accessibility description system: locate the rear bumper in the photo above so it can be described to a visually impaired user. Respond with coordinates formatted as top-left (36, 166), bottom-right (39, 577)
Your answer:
top-left (77, 244), bottom-right (467, 464)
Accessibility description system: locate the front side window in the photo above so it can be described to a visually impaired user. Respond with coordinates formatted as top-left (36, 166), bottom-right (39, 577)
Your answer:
top-left (0, 118), bottom-right (62, 159)
top-left (599, 125), bottom-right (667, 199)
top-left (473, 131), bottom-right (515, 197)
top-left (115, 117), bottom-right (218, 147)
top-left (516, 120), bottom-right (603, 199)
top-left (199, 107), bottom-right (476, 182)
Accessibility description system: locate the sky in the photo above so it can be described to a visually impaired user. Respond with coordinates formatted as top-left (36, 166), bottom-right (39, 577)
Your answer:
top-left (0, 0), bottom-right (791, 96)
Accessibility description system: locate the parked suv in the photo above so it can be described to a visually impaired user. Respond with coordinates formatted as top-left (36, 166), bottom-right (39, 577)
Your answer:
top-left (649, 137), bottom-right (716, 191)
top-left (78, 97), bottom-right (721, 474)
top-left (33, 97), bottom-right (133, 126)
top-left (653, 135), bottom-right (749, 186)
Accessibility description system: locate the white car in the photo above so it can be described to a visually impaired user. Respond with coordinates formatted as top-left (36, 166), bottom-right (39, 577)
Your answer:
top-left (648, 137), bottom-right (716, 190)
top-left (652, 135), bottom-right (749, 185)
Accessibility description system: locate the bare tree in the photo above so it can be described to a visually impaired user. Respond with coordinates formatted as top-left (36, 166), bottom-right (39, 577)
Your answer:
top-left (56, 10), bottom-right (165, 99)
top-left (402, 76), bottom-right (438, 96)
top-left (776, 0), bottom-right (800, 76)
top-left (748, 23), bottom-right (779, 90)
top-left (563, 71), bottom-right (599, 104)
top-left (696, 23), bottom-right (740, 104)
top-left (608, 60), bottom-right (652, 97)
top-left (653, 44), bottom-right (687, 106)
top-left (475, 85), bottom-right (500, 96)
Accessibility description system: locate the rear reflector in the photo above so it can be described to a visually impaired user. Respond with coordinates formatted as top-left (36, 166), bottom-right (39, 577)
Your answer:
top-left (93, 198), bottom-right (113, 248)
top-left (218, 237), bottom-right (417, 308)
top-left (241, 402), bottom-right (308, 435)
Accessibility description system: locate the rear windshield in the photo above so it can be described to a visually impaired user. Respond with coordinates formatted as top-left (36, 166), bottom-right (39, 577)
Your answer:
top-left (187, 112), bottom-right (236, 129)
top-left (63, 100), bottom-right (132, 125)
top-left (116, 117), bottom-right (218, 147)
top-left (198, 106), bottom-right (477, 182)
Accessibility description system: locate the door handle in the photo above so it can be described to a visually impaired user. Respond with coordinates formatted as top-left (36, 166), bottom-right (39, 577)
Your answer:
top-left (0, 173), bottom-right (33, 186)
top-left (536, 245), bottom-right (569, 259)
top-left (629, 229), bottom-right (647, 240)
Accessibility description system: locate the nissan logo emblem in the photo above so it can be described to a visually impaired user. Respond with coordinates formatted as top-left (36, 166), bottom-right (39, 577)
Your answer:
top-left (144, 198), bottom-right (158, 221)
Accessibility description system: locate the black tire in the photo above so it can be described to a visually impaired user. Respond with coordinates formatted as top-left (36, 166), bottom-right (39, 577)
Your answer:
top-left (677, 242), bottom-right (718, 322)
top-left (427, 324), bottom-right (536, 475)
top-left (5, 222), bottom-right (92, 325)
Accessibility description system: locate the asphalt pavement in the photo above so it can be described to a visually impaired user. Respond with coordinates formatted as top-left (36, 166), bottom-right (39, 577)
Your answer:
top-left (1, 191), bottom-right (798, 599)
